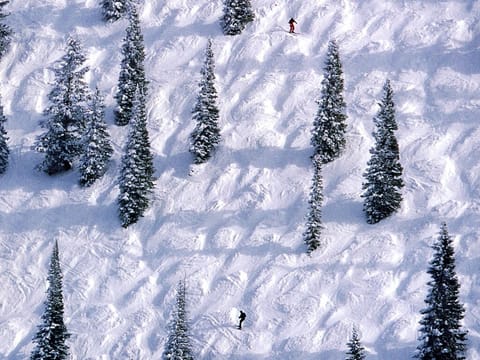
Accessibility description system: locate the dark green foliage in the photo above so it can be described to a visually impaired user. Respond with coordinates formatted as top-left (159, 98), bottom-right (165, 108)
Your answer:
top-left (31, 241), bottom-right (70, 360)
top-left (311, 40), bottom-right (347, 163)
top-left (35, 37), bottom-right (90, 175)
top-left (114, 5), bottom-right (148, 126)
top-left (415, 222), bottom-right (467, 360)
top-left (189, 39), bottom-right (221, 165)
top-left (163, 280), bottom-right (195, 360)
top-left (79, 88), bottom-right (113, 187)
top-left (117, 87), bottom-right (155, 227)
top-left (101, 0), bottom-right (129, 22)
top-left (345, 328), bottom-right (366, 360)
top-left (0, 93), bottom-right (9, 174)
top-left (0, 1), bottom-right (12, 60)
top-left (362, 80), bottom-right (404, 224)
top-left (303, 155), bottom-right (323, 254)
top-left (221, 0), bottom-right (254, 35)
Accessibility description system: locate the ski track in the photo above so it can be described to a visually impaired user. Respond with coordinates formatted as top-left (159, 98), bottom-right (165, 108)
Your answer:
top-left (1, 0), bottom-right (480, 359)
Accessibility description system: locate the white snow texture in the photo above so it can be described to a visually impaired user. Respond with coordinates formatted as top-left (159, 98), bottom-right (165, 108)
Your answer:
top-left (1, 0), bottom-right (480, 359)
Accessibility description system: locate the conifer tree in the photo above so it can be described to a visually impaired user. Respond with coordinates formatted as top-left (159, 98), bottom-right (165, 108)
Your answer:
top-left (345, 327), bottom-right (366, 360)
top-left (0, 1), bottom-right (12, 60)
top-left (35, 37), bottom-right (90, 175)
top-left (163, 280), bottom-right (195, 360)
top-left (114, 4), bottom-right (147, 126)
top-left (303, 155), bottom-right (323, 254)
top-left (415, 222), bottom-right (467, 360)
top-left (31, 240), bottom-right (70, 360)
top-left (79, 88), bottom-right (113, 187)
top-left (311, 40), bottom-right (347, 163)
top-left (189, 39), bottom-right (221, 165)
top-left (221, 0), bottom-right (254, 35)
top-left (361, 80), bottom-right (403, 224)
top-left (100, 0), bottom-right (129, 22)
top-left (0, 93), bottom-right (9, 174)
top-left (117, 87), bottom-right (155, 227)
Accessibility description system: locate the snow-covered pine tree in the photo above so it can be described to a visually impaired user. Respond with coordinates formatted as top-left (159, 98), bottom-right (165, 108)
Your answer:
top-left (31, 240), bottom-right (70, 360)
top-left (35, 36), bottom-right (90, 175)
top-left (311, 39), bottom-right (347, 163)
top-left (79, 88), bottom-right (113, 187)
top-left (117, 87), bottom-right (155, 227)
top-left (415, 222), bottom-right (468, 360)
top-left (114, 4), bottom-right (147, 126)
top-left (345, 327), bottom-right (366, 360)
top-left (189, 39), bottom-right (221, 165)
top-left (221, 0), bottom-right (254, 36)
top-left (162, 280), bottom-right (195, 360)
top-left (361, 79), bottom-right (404, 224)
top-left (0, 93), bottom-right (9, 174)
top-left (303, 154), bottom-right (324, 254)
top-left (0, 1), bottom-right (12, 60)
top-left (100, 0), bottom-right (129, 22)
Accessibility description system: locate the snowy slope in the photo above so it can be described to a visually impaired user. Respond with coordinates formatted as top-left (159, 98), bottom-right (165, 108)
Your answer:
top-left (1, 0), bottom-right (480, 358)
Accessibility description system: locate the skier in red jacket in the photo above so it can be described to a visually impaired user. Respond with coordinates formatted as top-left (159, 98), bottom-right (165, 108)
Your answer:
top-left (289, 18), bottom-right (297, 33)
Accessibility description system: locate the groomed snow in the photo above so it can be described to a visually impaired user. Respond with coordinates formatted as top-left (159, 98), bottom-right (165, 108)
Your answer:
top-left (1, 0), bottom-right (480, 359)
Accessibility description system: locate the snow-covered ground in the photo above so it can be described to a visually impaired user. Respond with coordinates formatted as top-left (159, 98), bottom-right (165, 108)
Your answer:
top-left (1, 0), bottom-right (480, 358)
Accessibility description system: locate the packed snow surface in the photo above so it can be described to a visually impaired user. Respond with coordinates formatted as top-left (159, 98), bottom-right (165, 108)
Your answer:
top-left (1, 0), bottom-right (480, 359)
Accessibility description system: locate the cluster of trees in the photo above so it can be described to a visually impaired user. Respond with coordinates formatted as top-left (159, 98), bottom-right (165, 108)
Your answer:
top-left (29, 223), bottom-right (468, 359)
top-left (114, 6), bottom-right (155, 227)
top-left (304, 40), bottom-right (404, 254)
top-left (34, 37), bottom-right (111, 177)
top-left (298, 40), bottom-right (467, 358)
top-left (35, 0), bottom-right (244, 226)
top-left (31, 4), bottom-right (154, 228)
top-left (0, 0), bottom-right (255, 227)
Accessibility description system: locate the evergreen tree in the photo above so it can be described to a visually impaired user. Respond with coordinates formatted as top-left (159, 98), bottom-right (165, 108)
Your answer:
top-left (0, 1), bottom-right (12, 60)
top-left (114, 4), bottom-right (147, 126)
top-left (415, 222), bottom-right (468, 360)
top-left (163, 280), bottom-right (195, 360)
top-left (100, 0), bottom-right (129, 22)
top-left (345, 327), bottom-right (366, 360)
top-left (303, 154), bottom-right (323, 254)
top-left (117, 87), bottom-right (155, 227)
top-left (311, 40), bottom-right (347, 163)
top-left (35, 37), bottom-right (90, 175)
top-left (79, 88), bottom-right (113, 187)
top-left (31, 240), bottom-right (70, 360)
top-left (0, 93), bottom-right (9, 174)
top-left (189, 39), bottom-right (221, 165)
top-left (361, 80), bottom-right (404, 224)
top-left (221, 0), bottom-right (254, 35)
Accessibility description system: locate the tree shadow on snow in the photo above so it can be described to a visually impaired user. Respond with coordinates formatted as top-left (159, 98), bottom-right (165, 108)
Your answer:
top-left (323, 197), bottom-right (364, 225)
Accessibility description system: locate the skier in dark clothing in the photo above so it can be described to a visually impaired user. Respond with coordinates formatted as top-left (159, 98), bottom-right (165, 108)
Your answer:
top-left (289, 18), bottom-right (297, 33)
top-left (238, 310), bottom-right (246, 330)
